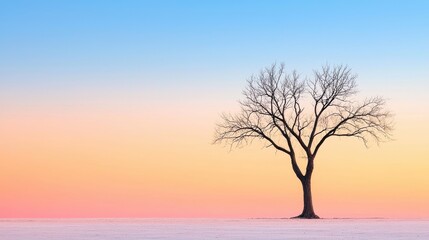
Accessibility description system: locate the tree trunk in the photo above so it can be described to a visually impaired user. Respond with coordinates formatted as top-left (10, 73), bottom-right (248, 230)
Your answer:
top-left (293, 177), bottom-right (319, 219)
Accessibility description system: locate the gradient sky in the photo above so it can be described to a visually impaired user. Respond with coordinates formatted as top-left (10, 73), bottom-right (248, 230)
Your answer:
top-left (1, 0), bottom-right (429, 218)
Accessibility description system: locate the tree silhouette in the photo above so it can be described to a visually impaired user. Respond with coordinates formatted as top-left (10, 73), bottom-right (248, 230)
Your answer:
top-left (214, 64), bottom-right (393, 219)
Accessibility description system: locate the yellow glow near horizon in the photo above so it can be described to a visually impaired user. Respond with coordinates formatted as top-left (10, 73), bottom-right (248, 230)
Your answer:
top-left (1, 91), bottom-right (428, 218)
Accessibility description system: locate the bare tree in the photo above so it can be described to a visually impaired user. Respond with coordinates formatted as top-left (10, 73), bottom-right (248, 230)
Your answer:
top-left (214, 63), bottom-right (393, 219)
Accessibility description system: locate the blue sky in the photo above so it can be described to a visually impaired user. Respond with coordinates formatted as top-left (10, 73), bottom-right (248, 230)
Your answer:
top-left (1, 0), bottom-right (429, 219)
top-left (1, 0), bottom-right (428, 100)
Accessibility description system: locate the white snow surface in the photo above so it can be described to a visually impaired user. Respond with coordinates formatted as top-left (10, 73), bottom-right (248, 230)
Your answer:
top-left (0, 218), bottom-right (428, 239)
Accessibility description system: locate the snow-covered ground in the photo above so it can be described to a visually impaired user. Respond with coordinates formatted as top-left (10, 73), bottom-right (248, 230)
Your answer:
top-left (1, 218), bottom-right (428, 239)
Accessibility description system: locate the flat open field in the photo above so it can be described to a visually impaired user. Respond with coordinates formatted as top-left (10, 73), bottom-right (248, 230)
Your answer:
top-left (1, 218), bottom-right (428, 239)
